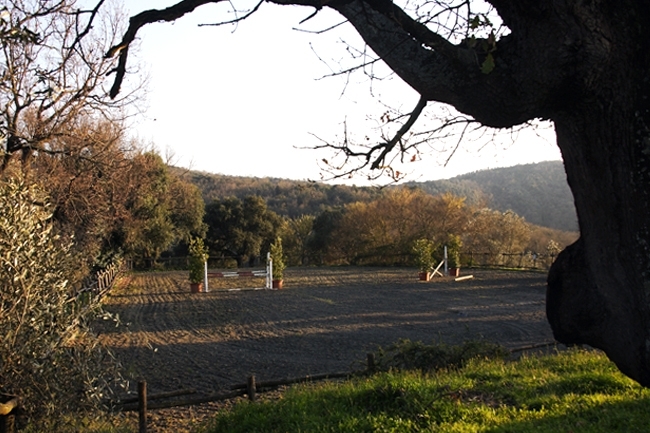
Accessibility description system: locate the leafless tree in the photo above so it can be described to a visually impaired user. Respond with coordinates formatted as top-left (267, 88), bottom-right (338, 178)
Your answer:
top-left (0, 0), bottom-right (140, 171)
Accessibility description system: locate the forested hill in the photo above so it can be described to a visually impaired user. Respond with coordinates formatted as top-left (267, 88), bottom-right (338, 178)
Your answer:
top-left (181, 160), bottom-right (577, 232)
top-left (181, 171), bottom-right (383, 217)
top-left (413, 161), bottom-right (577, 231)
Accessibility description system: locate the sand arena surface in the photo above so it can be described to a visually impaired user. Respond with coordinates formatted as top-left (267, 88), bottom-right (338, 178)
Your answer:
top-left (98, 267), bottom-right (554, 432)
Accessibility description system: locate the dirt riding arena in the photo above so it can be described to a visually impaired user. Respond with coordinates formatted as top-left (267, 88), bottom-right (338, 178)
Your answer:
top-left (98, 267), bottom-right (555, 431)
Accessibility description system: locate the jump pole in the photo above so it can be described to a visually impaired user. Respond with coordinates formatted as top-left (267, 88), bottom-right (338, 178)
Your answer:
top-left (443, 245), bottom-right (448, 275)
top-left (266, 252), bottom-right (272, 290)
top-left (204, 252), bottom-right (273, 290)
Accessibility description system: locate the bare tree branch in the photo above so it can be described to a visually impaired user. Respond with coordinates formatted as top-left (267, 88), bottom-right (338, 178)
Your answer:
top-left (106, 0), bottom-right (225, 98)
top-left (197, 0), bottom-right (264, 28)
top-left (1, 0), bottom-right (141, 171)
top-left (69, 0), bottom-right (106, 49)
top-left (293, 19), bottom-right (347, 34)
top-left (306, 95), bottom-right (429, 182)
top-left (370, 96), bottom-right (427, 169)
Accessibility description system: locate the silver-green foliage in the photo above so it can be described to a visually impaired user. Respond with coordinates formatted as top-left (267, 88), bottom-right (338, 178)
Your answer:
top-left (0, 178), bottom-right (120, 425)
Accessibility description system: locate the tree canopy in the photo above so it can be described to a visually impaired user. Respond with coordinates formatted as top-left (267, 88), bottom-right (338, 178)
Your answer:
top-left (204, 195), bottom-right (284, 266)
top-left (108, 1), bottom-right (650, 386)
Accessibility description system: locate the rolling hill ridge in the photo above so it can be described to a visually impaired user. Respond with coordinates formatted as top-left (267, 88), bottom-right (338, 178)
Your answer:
top-left (182, 160), bottom-right (577, 232)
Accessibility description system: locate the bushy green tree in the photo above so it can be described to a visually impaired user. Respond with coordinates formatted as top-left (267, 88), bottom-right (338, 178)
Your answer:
top-left (204, 195), bottom-right (283, 267)
top-left (0, 178), bottom-right (120, 427)
top-left (412, 238), bottom-right (436, 273)
top-left (307, 207), bottom-right (345, 265)
top-left (113, 152), bottom-right (206, 268)
top-left (282, 215), bottom-right (315, 266)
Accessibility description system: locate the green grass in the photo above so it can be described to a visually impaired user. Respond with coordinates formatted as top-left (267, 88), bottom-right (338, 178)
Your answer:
top-left (197, 349), bottom-right (650, 433)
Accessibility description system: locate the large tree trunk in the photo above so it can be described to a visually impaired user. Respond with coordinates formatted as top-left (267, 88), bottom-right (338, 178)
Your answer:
top-left (548, 99), bottom-right (650, 385)
top-left (542, 2), bottom-right (650, 387)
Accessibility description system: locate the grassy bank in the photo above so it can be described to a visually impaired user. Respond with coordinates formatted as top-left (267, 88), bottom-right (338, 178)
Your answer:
top-left (197, 348), bottom-right (650, 433)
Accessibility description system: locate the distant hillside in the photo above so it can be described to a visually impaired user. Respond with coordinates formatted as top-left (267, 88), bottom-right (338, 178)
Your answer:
top-left (180, 171), bottom-right (382, 217)
top-left (412, 161), bottom-right (577, 231)
top-left (180, 160), bottom-right (578, 232)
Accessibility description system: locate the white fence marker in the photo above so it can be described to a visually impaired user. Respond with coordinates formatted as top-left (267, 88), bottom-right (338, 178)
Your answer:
top-left (204, 260), bottom-right (209, 293)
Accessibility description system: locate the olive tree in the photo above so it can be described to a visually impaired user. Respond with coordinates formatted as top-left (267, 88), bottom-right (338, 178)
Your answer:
top-left (0, 178), bottom-right (121, 426)
top-left (112, 152), bottom-right (207, 268)
top-left (107, 1), bottom-right (650, 386)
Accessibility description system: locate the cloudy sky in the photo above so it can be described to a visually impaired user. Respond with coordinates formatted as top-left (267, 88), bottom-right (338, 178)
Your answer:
top-left (121, 0), bottom-right (562, 185)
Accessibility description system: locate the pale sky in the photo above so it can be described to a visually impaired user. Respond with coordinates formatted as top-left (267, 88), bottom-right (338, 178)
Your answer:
top-left (121, 0), bottom-right (562, 185)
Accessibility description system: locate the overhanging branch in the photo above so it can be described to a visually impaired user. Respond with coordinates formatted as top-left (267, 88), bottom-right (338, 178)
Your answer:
top-left (105, 0), bottom-right (224, 98)
top-left (370, 95), bottom-right (427, 169)
top-left (198, 0), bottom-right (264, 28)
top-left (363, 0), bottom-right (462, 60)
top-left (308, 95), bottom-right (430, 182)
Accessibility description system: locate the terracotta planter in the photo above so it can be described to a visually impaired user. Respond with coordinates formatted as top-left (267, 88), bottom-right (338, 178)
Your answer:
top-left (272, 279), bottom-right (284, 289)
top-left (190, 282), bottom-right (203, 293)
top-left (448, 268), bottom-right (460, 277)
top-left (419, 272), bottom-right (430, 281)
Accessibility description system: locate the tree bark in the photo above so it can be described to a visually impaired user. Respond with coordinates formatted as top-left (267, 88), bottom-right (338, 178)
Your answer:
top-left (549, 105), bottom-right (650, 385)
top-left (541, 0), bottom-right (650, 386)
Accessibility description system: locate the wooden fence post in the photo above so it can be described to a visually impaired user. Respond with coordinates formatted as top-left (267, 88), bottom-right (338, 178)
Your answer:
top-left (367, 353), bottom-right (375, 373)
top-left (138, 380), bottom-right (147, 433)
top-left (247, 375), bottom-right (256, 402)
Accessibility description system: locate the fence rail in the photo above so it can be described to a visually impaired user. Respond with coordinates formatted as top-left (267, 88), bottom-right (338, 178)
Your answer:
top-left (151, 250), bottom-right (560, 273)
top-left (79, 260), bottom-right (129, 299)
top-left (462, 251), bottom-right (558, 270)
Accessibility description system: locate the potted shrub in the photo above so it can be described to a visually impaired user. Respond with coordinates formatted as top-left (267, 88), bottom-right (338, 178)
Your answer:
top-left (270, 237), bottom-right (286, 289)
top-left (413, 239), bottom-right (435, 281)
top-left (188, 237), bottom-right (209, 293)
top-left (447, 235), bottom-right (462, 277)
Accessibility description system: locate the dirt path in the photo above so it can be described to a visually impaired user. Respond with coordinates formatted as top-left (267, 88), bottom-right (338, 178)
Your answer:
top-left (98, 267), bottom-right (554, 432)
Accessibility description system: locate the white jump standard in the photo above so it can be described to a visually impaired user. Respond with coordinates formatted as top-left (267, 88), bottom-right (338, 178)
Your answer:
top-left (203, 252), bottom-right (274, 291)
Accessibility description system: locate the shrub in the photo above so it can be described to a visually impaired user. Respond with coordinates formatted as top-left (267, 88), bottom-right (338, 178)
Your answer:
top-left (0, 178), bottom-right (121, 428)
top-left (188, 237), bottom-right (209, 283)
top-left (446, 234), bottom-right (463, 268)
top-left (371, 339), bottom-right (509, 373)
top-left (412, 239), bottom-right (436, 272)
top-left (270, 237), bottom-right (286, 280)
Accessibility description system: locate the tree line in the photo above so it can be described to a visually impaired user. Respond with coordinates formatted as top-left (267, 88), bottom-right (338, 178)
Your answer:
top-left (186, 160), bottom-right (578, 232)
top-left (200, 188), bottom-right (577, 270)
